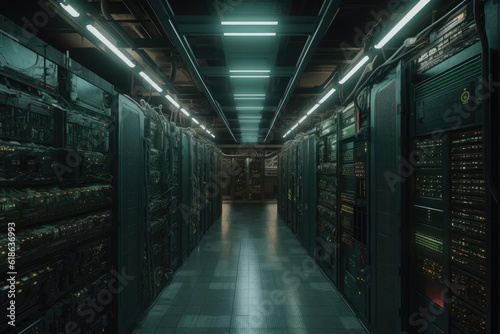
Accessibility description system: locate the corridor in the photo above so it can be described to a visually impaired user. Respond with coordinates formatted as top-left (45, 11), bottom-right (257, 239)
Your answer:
top-left (133, 203), bottom-right (368, 334)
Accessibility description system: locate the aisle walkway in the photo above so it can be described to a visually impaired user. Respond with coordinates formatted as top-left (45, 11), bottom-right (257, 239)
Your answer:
top-left (133, 203), bottom-right (367, 334)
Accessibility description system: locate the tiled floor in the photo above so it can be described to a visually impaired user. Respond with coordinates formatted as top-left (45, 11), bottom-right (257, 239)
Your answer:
top-left (132, 202), bottom-right (368, 334)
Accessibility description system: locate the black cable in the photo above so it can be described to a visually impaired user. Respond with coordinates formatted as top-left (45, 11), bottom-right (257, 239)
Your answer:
top-left (353, 42), bottom-right (427, 110)
top-left (474, 0), bottom-right (500, 203)
top-left (352, 0), bottom-right (471, 111)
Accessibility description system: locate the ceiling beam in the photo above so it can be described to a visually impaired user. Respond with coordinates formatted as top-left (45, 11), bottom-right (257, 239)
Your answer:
top-left (117, 38), bottom-right (175, 49)
top-left (146, 0), bottom-right (237, 142)
top-left (265, 0), bottom-right (342, 141)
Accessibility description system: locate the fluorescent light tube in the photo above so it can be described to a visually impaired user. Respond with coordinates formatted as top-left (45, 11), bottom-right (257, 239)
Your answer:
top-left (236, 107), bottom-right (264, 110)
top-left (307, 104), bottom-right (321, 115)
top-left (230, 75), bottom-right (270, 78)
top-left (318, 88), bottom-right (336, 104)
top-left (375, 0), bottom-right (431, 49)
top-left (224, 32), bottom-right (276, 37)
top-left (234, 97), bottom-right (265, 100)
top-left (201, 125), bottom-right (206, 130)
top-left (192, 118), bottom-right (199, 124)
top-left (139, 71), bottom-right (163, 93)
top-left (165, 94), bottom-right (180, 108)
top-left (298, 115), bottom-right (307, 124)
top-left (291, 124), bottom-right (298, 130)
top-left (339, 56), bottom-right (370, 84)
top-left (86, 25), bottom-right (135, 68)
top-left (206, 130), bottom-right (211, 134)
top-left (234, 94), bottom-right (266, 97)
top-left (60, 3), bottom-right (80, 17)
top-left (221, 21), bottom-right (278, 26)
top-left (230, 70), bottom-right (270, 73)
top-left (211, 134), bottom-right (215, 138)
top-left (180, 108), bottom-right (190, 116)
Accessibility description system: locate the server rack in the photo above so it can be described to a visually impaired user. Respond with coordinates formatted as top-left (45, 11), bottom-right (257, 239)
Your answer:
top-left (304, 130), bottom-right (318, 255)
top-left (0, 14), bottom-right (223, 333)
top-left (339, 102), bottom-right (370, 324)
top-left (116, 95), bottom-right (145, 334)
top-left (248, 158), bottom-right (264, 201)
top-left (369, 62), bottom-right (407, 334)
top-left (316, 116), bottom-right (339, 285)
top-left (168, 122), bottom-right (182, 271)
top-left (278, 134), bottom-right (316, 251)
top-left (0, 22), bottom-right (115, 333)
top-left (405, 3), bottom-right (493, 332)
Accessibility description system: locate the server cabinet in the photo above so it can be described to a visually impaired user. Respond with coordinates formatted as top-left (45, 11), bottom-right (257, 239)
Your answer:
top-left (338, 102), bottom-right (370, 324)
top-left (0, 19), bottom-right (115, 333)
top-left (316, 115), bottom-right (339, 286)
top-left (116, 95), bottom-right (145, 333)
top-left (249, 158), bottom-right (265, 201)
top-left (404, 2), bottom-right (495, 333)
top-left (369, 62), bottom-right (407, 334)
top-left (170, 123), bottom-right (182, 270)
top-left (180, 130), bottom-right (191, 260)
top-left (302, 130), bottom-right (318, 255)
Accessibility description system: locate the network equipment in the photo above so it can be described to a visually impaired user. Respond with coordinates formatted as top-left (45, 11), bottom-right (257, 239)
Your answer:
top-left (0, 13), bottom-right (223, 334)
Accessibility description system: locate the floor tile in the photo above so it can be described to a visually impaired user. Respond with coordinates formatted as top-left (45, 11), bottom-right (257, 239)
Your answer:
top-left (133, 203), bottom-right (367, 334)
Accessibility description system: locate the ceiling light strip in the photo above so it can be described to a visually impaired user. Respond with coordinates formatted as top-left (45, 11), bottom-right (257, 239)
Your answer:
top-left (86, 24), bottom-right (135, 68)
top-left (338, 56), bottom-right (370, 84)
top-left (230, 70), bottom-right (271, 73)
top-left (180, 108), bottom-right (190, 116)
top-left (223, 32), bottom-right (276, 37)
top-left (60, 2), bottom-right (80, 17)
top-left (139, 71), bottom-right (163, 93)
top-left (318, 88), bottom-right (336, 104)
top-left (230, 75), bottom-right (270, 78)
top-left (236, 107), bottom-right (264, 110)
top-left (165, 94), bottom-right (180, 108)
top-left (234, 94), bottom-right (266, 97)
top-left (375, 0), bottom-right (431, 49)
top-left (221, 21), bottom-right (278, 26)
top-left (307, 104), bottom-right (321, 115)
top-left (234, 97), bottom-right (265, 100)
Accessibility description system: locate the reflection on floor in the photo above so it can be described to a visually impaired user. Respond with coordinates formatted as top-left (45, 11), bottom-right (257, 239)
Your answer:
top-left (133, 202), bottom-right (367, 334)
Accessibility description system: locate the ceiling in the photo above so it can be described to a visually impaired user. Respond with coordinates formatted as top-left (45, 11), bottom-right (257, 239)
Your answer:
top-left (2, 0), bottom-right (459, 145)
